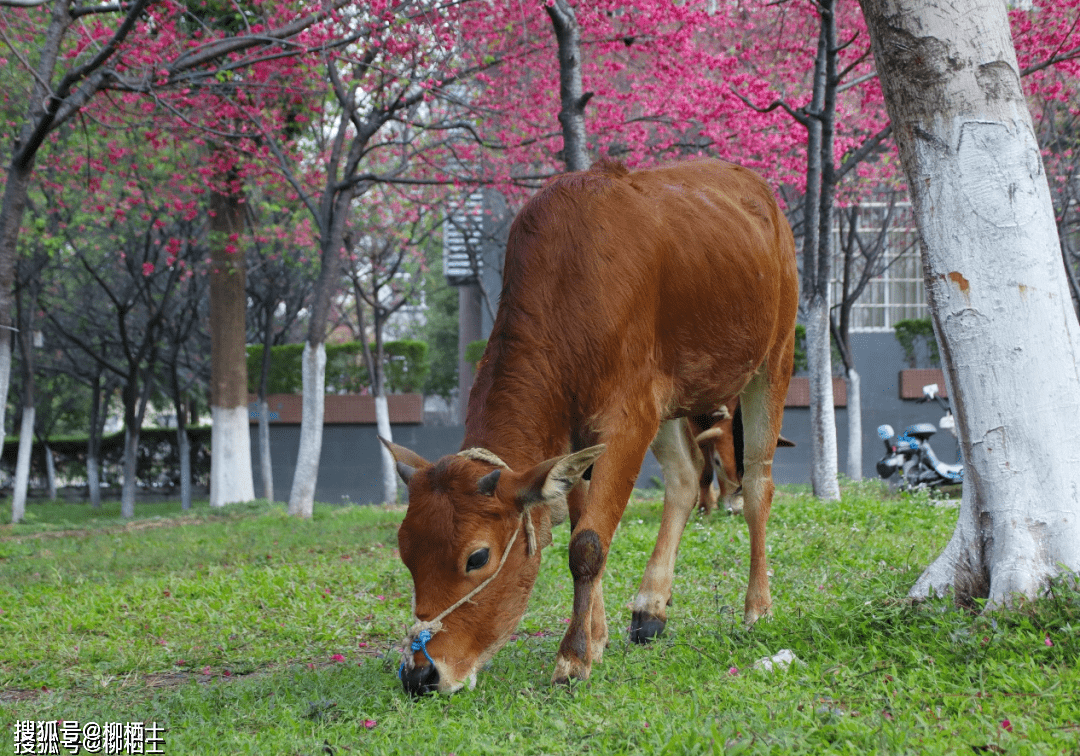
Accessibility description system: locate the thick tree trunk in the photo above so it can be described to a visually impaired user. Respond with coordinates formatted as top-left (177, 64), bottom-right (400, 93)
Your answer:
top-left (845, 368), bottom-right (862, 480)
top-left (208, 187), bottom-right (255, 507)
top-left (287, 340), bottom-right (326, 518)
top-left (546, 0), bottom-right (591, 172)
top-left (11, 409), bottom-right (34, 523)
top-left (0, 166), bottom-right (32, 476)
top-left (861, 0), bottom-right (1080, 604)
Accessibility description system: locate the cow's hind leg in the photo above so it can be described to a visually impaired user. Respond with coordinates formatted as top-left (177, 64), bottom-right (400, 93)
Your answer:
top-left (630, 418), bottom-right (703, 643)
top-left (738, 358), bottom-right (790, 626)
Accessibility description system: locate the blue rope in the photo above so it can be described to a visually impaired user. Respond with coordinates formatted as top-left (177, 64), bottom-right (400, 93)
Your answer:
top-left (397, 629), bottom-right (435, 679)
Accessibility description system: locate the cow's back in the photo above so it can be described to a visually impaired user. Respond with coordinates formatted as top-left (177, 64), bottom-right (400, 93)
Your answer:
top-left (489, 159), bottom-right (797, 423)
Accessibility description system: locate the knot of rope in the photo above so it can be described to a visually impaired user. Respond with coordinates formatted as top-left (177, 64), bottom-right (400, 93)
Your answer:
top-left (398, 628), bottom-right (436, 679)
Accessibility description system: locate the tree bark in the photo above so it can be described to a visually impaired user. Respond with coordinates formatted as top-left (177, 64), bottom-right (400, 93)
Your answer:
top-left (845, 367), bottom-right (862, 480)
top-left (44, 446), bottom-right (56, 500)
top-left (86, 370), bottom-right (105, 508)
top-left (546, 0), bottom-right (591, 172)
top-left (11, 409), bottom-right (34, 523)
top-left (802, 0), bottom-right (841, 501)
top-left (208, 186), bottom-right (255, 508)
top-left (860, 0), bottom-right (1080, 604)
top-left (257, 304), bottom-right (275, 501)
top-left (287, 340), bottom-right (326, 517)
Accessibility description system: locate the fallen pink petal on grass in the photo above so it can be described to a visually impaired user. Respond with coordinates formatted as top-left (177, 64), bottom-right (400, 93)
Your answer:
top-left (728, 666), bottom-right (739, 676)
top-left (331, 654), bottom-right (346, 663)
top-left (1044, 635), bottom-right (1053, 646)
top-left (1001, 719), bottom-right (1013, 732)
top-left (363, 719), bottom-right (377, 730)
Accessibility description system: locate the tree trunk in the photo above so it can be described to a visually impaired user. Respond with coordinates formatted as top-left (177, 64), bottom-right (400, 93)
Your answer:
top-left (86, 371), bottom-right (104, 509)
top-left (257, 305), bottom-right (275, 501)
top-left (44, 446), bottom-right (56, 500)
top-left (860, 0), bottom-right (1080, 604)
top-left (800, 2), bottom-right (841, 501)
top-left (174, 396), bottom-right (192, 511)
top-left (11, 289), bottom-right (35, 522)
top-left (287, 340), bottom-right (326, 518)
top-left (845, 368), bottom-right (862, 481)
top-left (121, 423), bottom-right (138, 518)
top-left (0, 166), bottom-right (33, 484)
top-left (208, 186), bottom-right (255, 508)
top-left (11, 409), bottom-right (34, 523)
top-left (805, 295), bottom-right (841, 499)
top-left (546, 0), bottom-right (591, 172)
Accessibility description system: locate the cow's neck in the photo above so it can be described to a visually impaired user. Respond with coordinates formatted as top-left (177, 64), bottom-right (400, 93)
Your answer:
top-left (461, 339), bottom-right (571, 472)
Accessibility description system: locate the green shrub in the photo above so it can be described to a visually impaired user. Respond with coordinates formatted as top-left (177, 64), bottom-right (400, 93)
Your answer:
top-left (464, 339), bottom-right (487, 369)
top-left (894, 317), bottom-right (940, 368)
top-left (247, 340), bottom-right (430, 395)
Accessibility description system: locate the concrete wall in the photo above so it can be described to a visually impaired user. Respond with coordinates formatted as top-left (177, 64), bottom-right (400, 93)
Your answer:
top-left (252, 332), bottom-right (959, 504)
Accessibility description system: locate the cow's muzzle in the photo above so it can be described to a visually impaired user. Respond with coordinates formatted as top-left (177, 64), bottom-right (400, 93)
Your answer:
top-left (401, 662), bottom-right (439, 697)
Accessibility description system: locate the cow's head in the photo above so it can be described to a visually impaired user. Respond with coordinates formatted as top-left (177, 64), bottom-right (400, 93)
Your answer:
top-left (381, 439), bottom-right (604, 695)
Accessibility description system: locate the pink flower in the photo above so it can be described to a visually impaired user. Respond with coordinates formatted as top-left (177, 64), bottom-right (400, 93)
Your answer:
top-left (1001, 719), bottom-right (1013, 732)
top-left (201, 666), bottom-right (211, 676)
top-left (363, 720), bottom-right (377, 730)
top-left (728, 666), bottom-right (739, 676)
top-left (331, 654), bottom-right (346, 663)
top-left (142, 262), bottom-right (155, 276)
top-left (1044, 635), bottom-right (1053, 646)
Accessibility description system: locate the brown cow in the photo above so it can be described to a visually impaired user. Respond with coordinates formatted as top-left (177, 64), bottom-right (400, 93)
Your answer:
top-left (385, 158), bottom-right (798, 695)
top-left (691, 404), bottom-right (795, 515)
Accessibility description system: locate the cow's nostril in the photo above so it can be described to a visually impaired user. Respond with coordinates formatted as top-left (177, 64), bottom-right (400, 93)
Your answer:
top-left (401, 662), bottom-right (440, 697)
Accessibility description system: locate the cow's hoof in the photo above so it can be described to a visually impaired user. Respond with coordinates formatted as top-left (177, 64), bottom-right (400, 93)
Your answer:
top-left (629, 611), bottom-right (666, 643)
top-left (552, 654), bottom-right (591, 684)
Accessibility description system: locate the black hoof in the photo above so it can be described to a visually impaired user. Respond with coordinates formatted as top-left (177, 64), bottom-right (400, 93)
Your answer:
top-left (629, 611), bottom-right (667, 644)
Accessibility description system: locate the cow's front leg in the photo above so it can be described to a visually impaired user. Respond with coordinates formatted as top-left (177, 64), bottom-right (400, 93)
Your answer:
top-left (553, 528), bottom-right (606, 683)
top-left (553, 420), bottom-right (653, 683)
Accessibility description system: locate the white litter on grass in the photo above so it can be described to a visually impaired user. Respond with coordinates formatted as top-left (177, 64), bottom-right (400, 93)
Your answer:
top-left (751, 649), bottom-right (802, 673)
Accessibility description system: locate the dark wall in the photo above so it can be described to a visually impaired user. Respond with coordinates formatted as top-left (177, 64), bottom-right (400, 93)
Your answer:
top-left (252, 332), bottom-right (958, 504)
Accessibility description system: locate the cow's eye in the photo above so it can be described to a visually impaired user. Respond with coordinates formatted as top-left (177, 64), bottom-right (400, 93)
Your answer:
top-left (466, 548), bottom-right (490, 572)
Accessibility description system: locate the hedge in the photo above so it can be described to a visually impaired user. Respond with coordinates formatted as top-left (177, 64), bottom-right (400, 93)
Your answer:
top-left (246, 339), bottom-right (430, 395)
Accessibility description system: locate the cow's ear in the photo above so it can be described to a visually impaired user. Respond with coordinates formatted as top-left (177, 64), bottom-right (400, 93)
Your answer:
top-left (513, 445), bottom-right (606, 524)
top-left (379, 437), bottom-right (431, 483)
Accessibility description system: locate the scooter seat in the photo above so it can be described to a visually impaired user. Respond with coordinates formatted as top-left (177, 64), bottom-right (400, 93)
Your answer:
top-left (904, 423), bottom-right (937, 440)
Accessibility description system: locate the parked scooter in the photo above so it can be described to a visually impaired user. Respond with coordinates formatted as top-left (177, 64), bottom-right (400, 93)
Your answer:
top-left (876, 383), bottom-right (963, 491)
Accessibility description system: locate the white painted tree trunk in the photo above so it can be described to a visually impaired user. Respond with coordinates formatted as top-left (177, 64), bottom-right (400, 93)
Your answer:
top-left (86, 453), bottom-right (101, 509)
top-left (209, 406), bottom-right (256, 507)
top-left (860, 0), bottom-right (1080, 604)
top-left (288, 341), bottom-right (326, 518)
top-left (11, 408), bottom-right (34, 524)
top-left (44, 446), bottom-right (56, 500)
top-left (375, 394), bottom-right (397, 504)
top-left (846, 368), bottom-right (862, 481)
top-left (806, 295), bottom-right (841, 500)
top-left (258, 398), bottom-right (274, 501)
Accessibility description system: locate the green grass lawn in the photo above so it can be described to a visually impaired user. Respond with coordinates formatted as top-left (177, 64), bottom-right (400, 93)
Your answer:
top-left (0, 483), bottom-right (1076, 755)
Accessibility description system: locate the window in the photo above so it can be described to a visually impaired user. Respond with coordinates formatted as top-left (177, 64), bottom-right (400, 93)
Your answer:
top-left (830, 200), bottom-right (929, 332)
